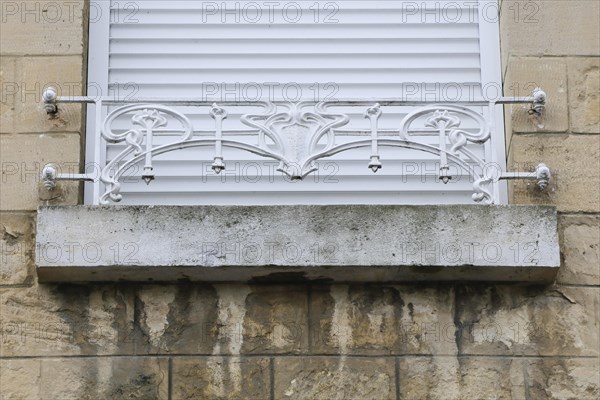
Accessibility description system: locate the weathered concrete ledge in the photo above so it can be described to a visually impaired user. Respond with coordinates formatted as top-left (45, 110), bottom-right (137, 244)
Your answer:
top-left (35, 205), bottom-right (560, 283)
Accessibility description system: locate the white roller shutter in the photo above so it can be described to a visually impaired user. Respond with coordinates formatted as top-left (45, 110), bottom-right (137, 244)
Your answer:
top-left (86, 0), bottom-right (506, 205)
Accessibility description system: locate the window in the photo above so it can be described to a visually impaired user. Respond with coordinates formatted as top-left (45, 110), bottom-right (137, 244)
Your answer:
top-left (82, 0), bottom-right (509, 205)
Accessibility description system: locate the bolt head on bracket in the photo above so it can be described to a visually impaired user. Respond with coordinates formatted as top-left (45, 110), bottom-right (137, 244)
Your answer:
top-left (531, 88), bottom-right (547, 115)
top-left (41, 164), bottom-right (58, 190)
top-left (536, 163), bottom-right (551, 189)
top-left (42, 87), bottom-right (58, 115)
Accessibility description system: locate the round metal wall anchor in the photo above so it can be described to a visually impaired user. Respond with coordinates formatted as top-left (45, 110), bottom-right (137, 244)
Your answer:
top-left (536, 163), bottom-right (551, 189)
top-left (41, 164), bottom-right (58, 190)
top-left (42, 87), bottom-right (58, 115)
top-left (531, 88), bottom-right (547, 115)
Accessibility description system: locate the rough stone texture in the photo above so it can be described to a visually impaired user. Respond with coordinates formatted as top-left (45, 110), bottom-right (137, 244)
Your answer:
top-left (35, 205), bottom-right (560, 282)
top-left (500, 1), bottom-right (600, 58)
top-left (0, 283), bottom-right (252, 357)
top-left (172, 357), bottom-right (270, 400)
top-left (242, 285), bottom-right (308, 354)
top-left (14, 56), bottom-right (83, 133)
top-left (0, 212), bottom-right (35, 285)
top-left (135, 284), bottom-right (219, 354)
top-left (557, 215), bottom-right (600, 285)
top-left (525, 357), bottom-right (600, 400)
top-left (0, 134), bottom-right (80, 211)
top-left (508, 134), bottom-right (600, 213)
top-left (0, 357), bottom-right (169, 399)
top-left (0, 56), bottom-right (16, 134)
top-left (123, 284), bottom-right (307, 355)
top-left (310, 284), bottom-right (456, 355)
top-left (274, 357), bottom-right (396, 400)
top-left (0, 283), bottom-right (304, 357)
top-left (38, 357), bottom-right (168, 400)
top-left (567, 58), bottom-right (600, 134)
top-left (399, 356), bottom-right (525, 400)
top-left (0, 359), bottom-right (42, 399)
top-left (0, 0), bottom-right (85, 56)
top-left (1, 282), bottom-right (599, 396)
top-left (504, 57), bottom-right (568, 137)
top-left (0, 284), bottom-right (137, 357)
top-left (455, 286), bottom-right (599, 357)
top-left (0, 283), bottom-right (300, 357)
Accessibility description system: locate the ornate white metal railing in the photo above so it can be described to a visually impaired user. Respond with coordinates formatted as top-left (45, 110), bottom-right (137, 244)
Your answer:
top-left (40, 88), bottom-right (550, 205)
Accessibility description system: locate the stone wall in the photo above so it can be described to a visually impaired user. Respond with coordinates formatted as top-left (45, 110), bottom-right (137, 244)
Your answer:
top-left (1, 1), bottom-right (598, 399)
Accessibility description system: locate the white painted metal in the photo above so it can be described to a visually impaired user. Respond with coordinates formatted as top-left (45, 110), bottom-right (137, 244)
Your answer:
top-left (478, 0), bottom-right (508, 203)
top-left (82, 0), bottom-right (510, 205)
top-left (42, 92), bottom-right (550, 205)
top-left (86, 1), bottom-right (110, 205)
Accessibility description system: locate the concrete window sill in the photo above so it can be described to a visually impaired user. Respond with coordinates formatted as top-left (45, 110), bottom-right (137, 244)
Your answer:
top-left (35, 205), bottom-right (560, 283)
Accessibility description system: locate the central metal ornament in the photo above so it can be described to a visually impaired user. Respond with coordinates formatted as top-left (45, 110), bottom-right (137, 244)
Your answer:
top-left (241, 102), bottom-right (349, 179)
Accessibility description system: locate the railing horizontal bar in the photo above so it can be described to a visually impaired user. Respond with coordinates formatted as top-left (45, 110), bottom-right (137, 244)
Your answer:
top-left (49, 96), bottom-right (537, 106)
top-left (499, 172), bottom-right (538, 180)
top-left (495, 97), bottom-right (539, 104)
top-left (117, 188), bottom-right (477, 194)
top-left (104, 128), bottom-right (479, 135)
top-left (54, 174), bottom-right (95, 182)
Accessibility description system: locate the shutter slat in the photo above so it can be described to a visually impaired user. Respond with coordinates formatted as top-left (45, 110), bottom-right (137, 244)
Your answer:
top-left (107, 83), bottom-right (484, 100)
top-left (109, 68), bottom-right (482, 84)
top-left (109, 53), bottom-right (480, 69)
top-left (110, 22), bottom-right (479, 39)
top-left (110, 38), bottom-right (481, 54)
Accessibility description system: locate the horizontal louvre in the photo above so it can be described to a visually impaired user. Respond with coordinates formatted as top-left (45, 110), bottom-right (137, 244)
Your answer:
top-left (106, 84), bottom-right (484, 100)
top-left (92, 0), bottom-right (494, 205)
top-left (109, 69), bottom-right (482, 85)
top-left (110, 38), bottom-right (481, 54)
top-left (110, 53), bottom-right (481, 69)
top-left (110, 23), bottom-right (479, 39)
